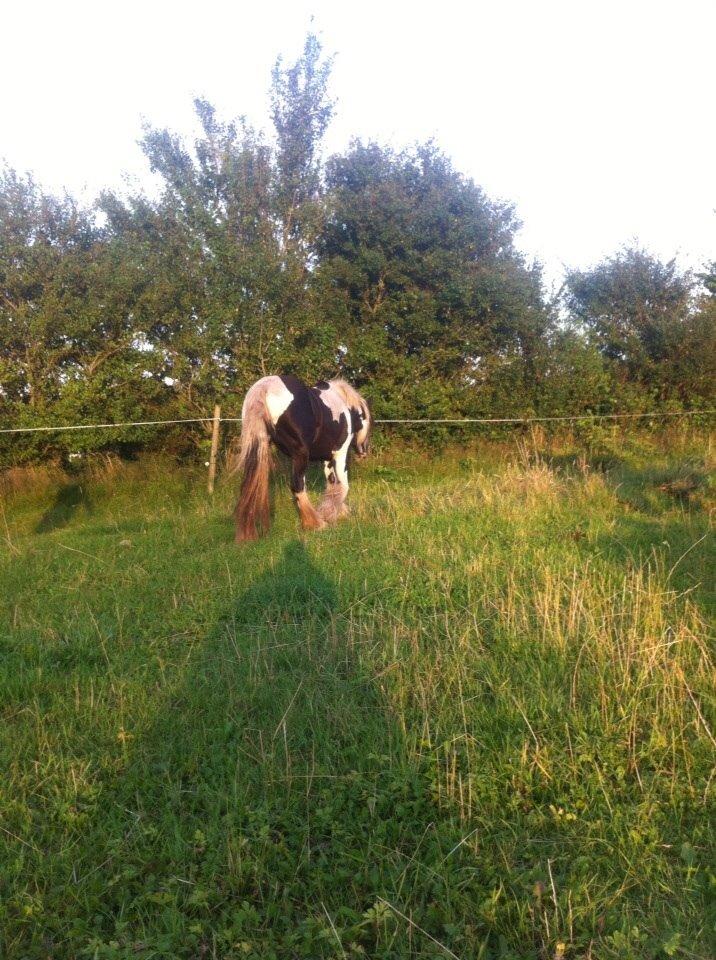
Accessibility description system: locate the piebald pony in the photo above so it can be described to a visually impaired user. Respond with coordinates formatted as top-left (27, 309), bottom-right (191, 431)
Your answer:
top-left (234, 375), bottom-right (371, 541)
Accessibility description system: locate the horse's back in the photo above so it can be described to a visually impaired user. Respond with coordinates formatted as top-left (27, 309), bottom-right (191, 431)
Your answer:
top-left (242, 374), bottom-right (354, 461)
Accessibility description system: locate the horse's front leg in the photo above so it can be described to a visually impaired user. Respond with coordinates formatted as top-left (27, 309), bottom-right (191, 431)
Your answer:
top-left (317, 444), bottom-right (351, 523)
top-left (291, 452), bottom-right (326, 531)
top-left (317, 459), bottom-right (342, 523)
top-left (332, 442), bottom-right (351, 518)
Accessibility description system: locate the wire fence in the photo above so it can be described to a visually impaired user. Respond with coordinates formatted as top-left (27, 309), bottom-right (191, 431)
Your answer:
top-left (1, 409), bottom-right (714, 435)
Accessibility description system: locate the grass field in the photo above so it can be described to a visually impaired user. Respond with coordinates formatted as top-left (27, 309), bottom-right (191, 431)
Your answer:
top-left (1, 430), bottom-right (714, 959)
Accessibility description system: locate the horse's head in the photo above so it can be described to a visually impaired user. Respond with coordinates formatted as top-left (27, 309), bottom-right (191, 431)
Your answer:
top-left (350, 402), bottom-right (371, 459)
top-left (328, 378), bottom-right (372, 460)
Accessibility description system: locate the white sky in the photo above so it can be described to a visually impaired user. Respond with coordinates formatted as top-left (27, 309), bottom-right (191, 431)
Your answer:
top-left (2, 0), bottom-right (714, 288)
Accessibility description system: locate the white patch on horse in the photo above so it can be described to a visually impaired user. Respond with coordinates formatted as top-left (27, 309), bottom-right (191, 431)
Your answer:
top-left (319, 385), bottom-right (346, 424)
top-left (264, 381), bottom-right (294, 425)
top-left (333, 431), bottom-right (352, 489)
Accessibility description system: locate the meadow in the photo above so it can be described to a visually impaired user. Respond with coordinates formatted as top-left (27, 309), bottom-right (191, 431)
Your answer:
top-left (0, 428), bottom-right (714, 959)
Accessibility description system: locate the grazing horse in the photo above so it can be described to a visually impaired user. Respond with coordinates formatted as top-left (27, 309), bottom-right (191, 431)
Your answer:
top-left (234, 375), bottom-right (371, 542)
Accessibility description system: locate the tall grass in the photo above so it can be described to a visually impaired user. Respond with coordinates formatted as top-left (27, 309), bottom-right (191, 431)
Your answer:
top-left (0, 433), bottom-right (713, 958)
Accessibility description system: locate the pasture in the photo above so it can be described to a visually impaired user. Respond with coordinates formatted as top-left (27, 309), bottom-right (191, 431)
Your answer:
top-left (0, 431), bottom-right (714, 959)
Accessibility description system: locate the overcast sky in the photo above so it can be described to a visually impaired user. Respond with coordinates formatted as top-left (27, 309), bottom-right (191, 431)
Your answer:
top-left (2, 0), bottom-right (714, 286)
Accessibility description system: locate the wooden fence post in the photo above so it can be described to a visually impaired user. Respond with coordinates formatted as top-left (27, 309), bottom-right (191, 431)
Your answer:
top-left (207, 404), bottom-right (221, 494)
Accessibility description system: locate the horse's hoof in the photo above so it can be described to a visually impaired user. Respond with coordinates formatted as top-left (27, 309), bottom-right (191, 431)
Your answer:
top-left (301, 516), bottom-right (326, 531)
top-left (316, 503), bottom-right (339, 523)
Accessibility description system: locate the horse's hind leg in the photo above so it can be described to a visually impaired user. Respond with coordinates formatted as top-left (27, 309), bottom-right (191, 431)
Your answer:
top-left (291, 452), bottom-right (326, 531)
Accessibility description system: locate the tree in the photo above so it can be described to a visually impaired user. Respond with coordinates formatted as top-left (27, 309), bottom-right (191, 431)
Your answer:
top-left (0, 167), bottom-right (95, 414)
top-left (0, 167), bottom-right (168, 462)
top-left (270, 32), bottom-right (334, 253)
top-left (130, 108), bottom-right (281, 408)
top-left (686, 262), bottom-right (716, 402)
top-left (117, 33), bottom-right (338, 415)
top-left (564, 247), bottom-right (711, 403)
top-left (314, 142), bottom-right (548, 417)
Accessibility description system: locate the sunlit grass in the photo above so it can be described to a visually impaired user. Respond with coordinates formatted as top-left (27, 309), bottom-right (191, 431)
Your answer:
top-left (0, 432), bottom-right (713, 958)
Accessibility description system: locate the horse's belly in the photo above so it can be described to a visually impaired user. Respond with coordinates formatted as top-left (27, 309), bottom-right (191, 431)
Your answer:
top-left (308, 435), bottom-right (342, 461)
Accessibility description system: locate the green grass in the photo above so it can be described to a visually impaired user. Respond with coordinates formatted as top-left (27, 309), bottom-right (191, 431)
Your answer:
top-left (0, 432), bottom-right (714, 959)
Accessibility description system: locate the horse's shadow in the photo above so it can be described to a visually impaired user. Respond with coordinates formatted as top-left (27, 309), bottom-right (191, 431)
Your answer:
top-left (34, 482), bottom-right (93, 533)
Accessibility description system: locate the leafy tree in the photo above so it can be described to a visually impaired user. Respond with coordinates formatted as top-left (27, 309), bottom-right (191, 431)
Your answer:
top-left (3, 33), bottom-right (712, 468)
top-left (564, 247), bottom-right (712, 403)
top-left (0, 168), bottom-right (94, 413)
top-left (686, 262), bottom-right (716, 402)
top-left (125, 110), bottom-right (280, 410)
top-left (0, 167), bottom-right (167, 462)
top-left (314, 142), bottom-right (548, 417)
top-left (113, 32), bottom-right (338, 419)
top-left (537, 328), bottom-right (616, 415)
top-left (270, 32), bottom-right (334, 254)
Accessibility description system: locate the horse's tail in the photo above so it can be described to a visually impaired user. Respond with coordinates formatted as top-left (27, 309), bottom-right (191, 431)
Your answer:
top-left (235, 381), bottom-right (273, 542)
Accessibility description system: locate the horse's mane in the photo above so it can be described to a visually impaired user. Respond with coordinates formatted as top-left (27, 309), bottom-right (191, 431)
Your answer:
top-left (329, 378), bottom-right (369, 416)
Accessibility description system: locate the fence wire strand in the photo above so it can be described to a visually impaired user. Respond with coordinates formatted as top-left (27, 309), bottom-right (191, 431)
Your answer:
top-left (0, 409), bottom-right (714, 435)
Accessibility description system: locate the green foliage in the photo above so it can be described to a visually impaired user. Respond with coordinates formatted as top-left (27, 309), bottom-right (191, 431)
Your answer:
top-left (536, 327), bottom-right (616, 415)
top-left (270, 32), bottom-right (334, 242)
top-left (1, 38), bottom-right (714, 467)
top-left (564, 247), bottom-right (715, 405)
top-left (316, 142), bottom-right (548, 419)
top-left (0, 168), bottom-right (164, 463)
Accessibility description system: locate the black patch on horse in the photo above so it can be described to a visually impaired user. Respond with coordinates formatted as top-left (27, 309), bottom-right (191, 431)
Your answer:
top-left (273, 375), bottom-right (349, 473)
